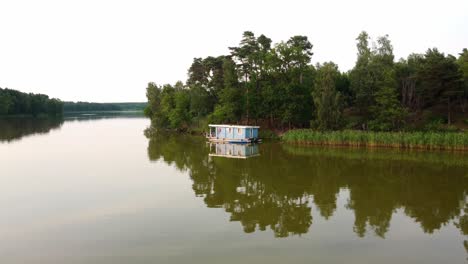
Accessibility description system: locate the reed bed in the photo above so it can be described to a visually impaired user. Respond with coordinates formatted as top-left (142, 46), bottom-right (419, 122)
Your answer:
top-left (281, 129), bottom-right (468, 151)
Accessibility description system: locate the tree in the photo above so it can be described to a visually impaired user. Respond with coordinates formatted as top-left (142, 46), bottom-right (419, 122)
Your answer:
top-left (312, 62), bottom-right (343, 130)
top-left (349, 32), bottom-right (405, 130)
top-left (285, 35), bottom-right (313, 84)
top-left (187, 58), bottom-right (207, 86)
top-left (145, 30), bottom-right (465, 132)
top-left (272, 36), bottom-right (314, 128)
top-left (211, 57), bottom-right (242, 123)
top-left (395, 54), bottom-right (423, 110)
top-left (0, 88), bottom-right (62, 116)
top-left (457, 48), bottom-right (468, 113)
top-left (0, 90), bottom-right (12, 115)
top-left (145, 82), bottom-right (161, 118)
top-left (369, 86), bottom-right (407, 131)
top-left (418, 49), bottom-right (463, 124)
top-left (189, 83), bottom-right (210, 119)
top-left (349, 31), bottom-right (374, 121)
top-left (169, 89), bottom-right (190, 129)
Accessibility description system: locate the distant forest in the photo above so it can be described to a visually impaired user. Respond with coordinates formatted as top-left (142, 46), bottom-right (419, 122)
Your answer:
top-left (0, 87), bottom-right (146, 116)
top-left (145, 31), bottom-right (468, 132)
top-left (63, 102), bottom-right (146, 112)
top-left (0, 88), bottom-right (63, 116)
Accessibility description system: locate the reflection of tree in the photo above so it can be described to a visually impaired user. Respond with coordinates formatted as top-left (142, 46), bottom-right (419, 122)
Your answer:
top-left (146, 131), bottom-right (468, 238)
top-left (456, 203), bottom-right (468, 261)
top-left (64, 111), bottom-right (144, 122)
top-left (0, 117), bottom-right (64, 142)
top-left (401, 174), bottom-right (466, 234)
top-left (456, 204), bottom-right (468, 235)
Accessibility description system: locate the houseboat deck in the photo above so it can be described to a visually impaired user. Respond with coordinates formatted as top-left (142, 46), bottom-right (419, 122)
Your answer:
top-left (207, 124), bottom-right (260, 144)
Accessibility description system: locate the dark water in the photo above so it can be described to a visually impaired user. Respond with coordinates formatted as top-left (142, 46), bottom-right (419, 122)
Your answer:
top-left (1, 115), bottom-right (467, 263)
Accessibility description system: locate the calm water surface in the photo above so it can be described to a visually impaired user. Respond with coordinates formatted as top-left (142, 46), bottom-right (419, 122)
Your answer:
top-left (0, 115), bottom-right (467, 263)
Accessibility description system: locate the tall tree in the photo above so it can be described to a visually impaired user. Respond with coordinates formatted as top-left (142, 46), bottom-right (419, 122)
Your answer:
top-left (418, 49), bottom-right (463, 124)
top-left (395, 54), bottom-right (424, 110)
top-left (457, 48), bottom-right (468, 113)
top-left (312, 62), bottom-right (343, 130)
top-left (211, 57), bottom-right (242, 123)
top-left (350, 32), bottom-right (405, 130)
top-left (0, 90), bottom-right (12, 115)
top-left (169, 88), bottom-right (190, 129)
top-left (369, 86), bottom-right (407, 131)
top-left (349, 31), bottom-right (374, 122)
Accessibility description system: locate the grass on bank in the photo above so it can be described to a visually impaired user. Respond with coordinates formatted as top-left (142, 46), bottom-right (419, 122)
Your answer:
top-left (281, 129), bottom-right (468, 151)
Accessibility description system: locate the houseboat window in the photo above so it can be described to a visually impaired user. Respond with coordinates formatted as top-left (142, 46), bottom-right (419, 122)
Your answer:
top-left (238, 128), bottom-right (241, 134)
top-left (228, 128), bottom-right (231, 133)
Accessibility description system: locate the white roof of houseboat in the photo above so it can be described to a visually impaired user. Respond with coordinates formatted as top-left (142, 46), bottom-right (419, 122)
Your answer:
top-left (208, 124), bottom-right (260, 128)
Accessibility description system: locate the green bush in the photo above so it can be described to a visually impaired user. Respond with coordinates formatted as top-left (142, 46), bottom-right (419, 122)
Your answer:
top-left (259, 129), bottom-right (279, 139)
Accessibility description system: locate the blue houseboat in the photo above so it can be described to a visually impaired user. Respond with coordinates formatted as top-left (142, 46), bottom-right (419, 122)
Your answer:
top-left (207, 124), bottom-right (260, 143)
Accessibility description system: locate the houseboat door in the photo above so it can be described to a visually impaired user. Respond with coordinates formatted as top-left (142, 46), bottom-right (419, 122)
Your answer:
top-left (210, 127), bottom-right (216, 138)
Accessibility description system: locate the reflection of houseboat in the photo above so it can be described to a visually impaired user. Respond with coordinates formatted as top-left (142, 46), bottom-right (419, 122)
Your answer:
top-left (209, 143), bottom-right (260, 159)
top-left (207, 124), bottom-right (260, 143)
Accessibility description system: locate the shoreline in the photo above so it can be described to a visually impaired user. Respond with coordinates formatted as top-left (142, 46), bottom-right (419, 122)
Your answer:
top-left (281, 129), bottom-right (468, 151)
top-left (282, 141), bottom-right (468, 152)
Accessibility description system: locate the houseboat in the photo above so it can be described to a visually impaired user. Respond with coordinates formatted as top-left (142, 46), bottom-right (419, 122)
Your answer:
top-left (208, 142), bottom-right (260, 159)
top-left (207, 124), bottom-right (260, 143)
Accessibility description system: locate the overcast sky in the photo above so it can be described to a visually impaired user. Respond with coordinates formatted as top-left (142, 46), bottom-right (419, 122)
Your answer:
top-left (0, 0), bottom-right (467, 102)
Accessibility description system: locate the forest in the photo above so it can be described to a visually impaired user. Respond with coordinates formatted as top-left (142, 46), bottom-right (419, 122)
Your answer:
top-left (0, 87), bottom-right (63, 116)
top-left (63, 102), bottom-right (146, 112)
top-left (145, 31), bottom-right (468, 132)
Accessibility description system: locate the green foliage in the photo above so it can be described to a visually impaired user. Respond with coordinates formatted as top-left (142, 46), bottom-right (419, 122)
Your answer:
top-left (0, 92), bottom-right (12, 115)
top-left (258, 129), bottom-right (279, 139)
top-left (312, 62), bottom-right (343, 130)
top-left (282, 129), bottom-right (468, 150)
top-left (350, 32), bottom-right (401, 129)
top-left (169, 89), bottom-right (190, 128)
top-left (396, 49), bottom-right (464, 124)
top-left (0, 87), bottom-right (63, 116)
top-left (423, 118), bottom-right (445, 131)
top-left (418, 49), bottom-right (463, 108)
top-left (457, 48), bottom-right (468, 113)
top-left (210, 57), bottom-right (242, 123)
top-left (189, 84), bottom-right (211, 118)
top-left (369, 86), bottom-right (407, 131)
top-left (144, 30), bottom-right (467, 133)
top-left (63, 102), bottom-right (146, 112)
top-left (349, 31), bottom-right (373, 116)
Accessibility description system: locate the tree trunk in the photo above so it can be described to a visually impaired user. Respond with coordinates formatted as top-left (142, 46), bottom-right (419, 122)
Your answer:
top-left (245, 73), bottom-right (249, 125)
top-left (447, 97), bottom-right (452, 125)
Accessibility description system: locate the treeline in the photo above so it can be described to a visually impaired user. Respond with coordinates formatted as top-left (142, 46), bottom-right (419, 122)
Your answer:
top-left (0, 87), bottom-right (63, 116)
top-left (63, 102), bottom-right (146, 112)
top-left (145, 31), bottom-right (468, 131)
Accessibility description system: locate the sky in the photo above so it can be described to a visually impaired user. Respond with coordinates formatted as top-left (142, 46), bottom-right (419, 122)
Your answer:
top-left (0, 0), bottom-right (467, 102)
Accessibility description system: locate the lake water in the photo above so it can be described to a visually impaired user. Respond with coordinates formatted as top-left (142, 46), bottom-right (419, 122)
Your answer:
top-left (0, 114), bottom-right (467, 264)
